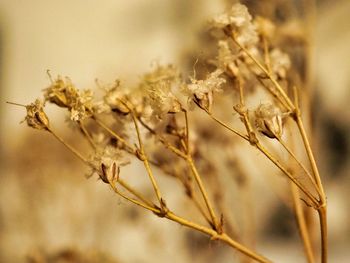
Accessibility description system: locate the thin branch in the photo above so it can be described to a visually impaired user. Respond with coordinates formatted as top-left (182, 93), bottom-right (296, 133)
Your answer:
top-left (117, 178), bottom-right (154, 208)
top-left (231, 34), bottom-right (295, 111)
top-left (137, 116), bottom-right (188, 159)
top-left (205, 110), bottom-right (249, 141)
top-left (255, 142), bottom-right (318, 206)
top-left (201, 111), bottom-right (318, 206)
top-left (109, 183), bottom-right (159, 213)
top-left (186, 156), bottom-right (219, 230)
top-left (47, 127), bottom-right (89, 164)
top-left (290, 183), bottom-right (315, 263)
top-left (93, 116), bottom-right (135, 153)
top-left (165, 212), bottom-right (272, 263)
top-left (130, 111), bottom-right (164, 208)
top-left (183, 109), bottom-right (190, 152)
top-left (276, 136), bottom-right (321, 197)
top-left (77, 120), bottom-right (96, 149)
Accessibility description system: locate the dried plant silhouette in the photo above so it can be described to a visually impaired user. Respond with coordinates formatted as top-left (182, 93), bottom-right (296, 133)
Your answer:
top-left (9, 3), bottom-right (327, 263)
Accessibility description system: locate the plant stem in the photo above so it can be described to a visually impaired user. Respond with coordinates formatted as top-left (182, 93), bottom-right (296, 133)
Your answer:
top-left (294, 113), bottom-right (327, 263)
top-left (203, 111), bottom-right (319, 206)
top-left (47, 127), bottom-right (88, 164)
top-left (117, 178), bottom-right (154, 207)
top-left (231, 34), bottom-right (295, 111)
top-left (277, 137), bottom-right (321, 197)
top-left (291, 183), bottom-right (315, 263)
top-left (77, 120), bottom-right (96, 149)
top-left (165, 212), bottom-right (272, 263)
top-left (93, 117), bottom-right (135, 153)
top-left (318, 206), bottom-right (327, 263)
top-left (131, 111), bottom-right (164, 207)
top-left (294, 115), bottom-right (325, 199)
top-left (206, 111), bottom-right (249, 141)
top-left (108, 169), bottom-right (271, 263)
top-left (110, 183), bottom-right (158, 213)
top-left (255, 142), bottom-right (318, 205)
top-left (186, 156), bottom-right (219, 230)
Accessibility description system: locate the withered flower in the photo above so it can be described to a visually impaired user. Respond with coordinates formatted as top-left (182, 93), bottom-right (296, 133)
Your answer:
top-left (88, 145), bottom-right (129, 183)
top-left (143, 64), bottom-right (182, 118)
top-left (24, 99), bottom-right (50, 130)
top-left (254, 103), bottom-right (283, 139)
top-left (185, 69), bottom-right (225, 113)
top-left (212, 3), bottom-right (258, 47)
top-left (44, 76), bottom-right (94, 121)
top-left (103, 79), bottom-right (130, 115)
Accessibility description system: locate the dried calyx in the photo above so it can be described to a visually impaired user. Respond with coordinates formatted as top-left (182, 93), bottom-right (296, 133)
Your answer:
top-left (24, 99), bottom-right (50, 130)
top-left (185, 69), bottom-right (226, 113)
top-left (254, 103), bottom-right (283, 139)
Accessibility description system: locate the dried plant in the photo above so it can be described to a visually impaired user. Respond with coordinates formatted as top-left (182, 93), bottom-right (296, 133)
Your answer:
top-left (10, 3), bottom-right (327, 263)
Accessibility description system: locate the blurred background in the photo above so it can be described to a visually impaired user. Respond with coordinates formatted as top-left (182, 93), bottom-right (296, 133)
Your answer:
top-left (0, 0), bottom-right (349, 262)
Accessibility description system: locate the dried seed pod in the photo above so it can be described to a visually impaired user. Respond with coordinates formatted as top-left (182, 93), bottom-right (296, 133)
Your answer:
top-left (254, 103), bottom-right (283, 139)
top-left (25, 99), bottom-right (50, 130)
top-left (100, 163), bottom-right (110, 184)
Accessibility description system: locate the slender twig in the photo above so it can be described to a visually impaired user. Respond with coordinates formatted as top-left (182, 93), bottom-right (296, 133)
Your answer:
top-left (130, 111), bottom-right (165, 208)
top-left (165, 212), bottom-right (272, 263)
top-left (202, 111), bottom-right (319, 206)
top-left (292, 85), bottom-right (327, 262)
top-left (117, 178), bottom-right (154, 208)
top-left (262, 36), bottom-right (272, 75)
top-left (109, 183), bottom-right (159, 213)
top-left (77, 120), bottom-right (96, 149)
top-left (290, 183), bottom-right (315, 263)
top-left (47, 127), bottom-right (89, 164)
top-left (191, 193), bottom-right (213, 226)
top-left (276, 136), bottom-right (321, 197)
top-left (186, 156), bottom-right (219, 230)
top-left (294, 113), bottom-right (327, 263)
top-left (137, 116), bottom-right (188, 159)
top-left (231, 34), bottom-right (295, 111)
top-left (255, 142), bottom-right (318, 205)
top-left (318, 206), bottom-right (328, 263)
top-left (93, 116), bottom-right (135, 153)
top-left (183, 109), bottom-right (190, 152)
top-left (205, 110), bottom-right (249, 141)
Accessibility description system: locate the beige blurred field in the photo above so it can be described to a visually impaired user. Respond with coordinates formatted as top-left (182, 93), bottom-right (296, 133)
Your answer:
top-left (0, 1), bottom-right (349, 262)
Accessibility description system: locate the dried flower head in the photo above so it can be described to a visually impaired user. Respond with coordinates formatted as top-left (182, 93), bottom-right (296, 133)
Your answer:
top-left (213, 3), bottom-right (258, 47)
top-left (103, 80), bottom-right (130, 115)
top-left (185, 69), bottom-right (226, 112)
top-left (269, 49), bottom-right (291, 79)
top-left (142, 64), bottom-right (182, 118)
top-left (44, 76), bottom-right (94, 121)
top-left (44, 76), bottom-right (78, 108)
top-left (254, 103), bottom-right (283, 139)
top-left (24, 99), bottom-right (50, 130)
top-left (254, 16), bottom-right (276, 39)
top-left (88, 145), bottom-right (129, 183)
top-left (217, 40), bottom-right (237, 73)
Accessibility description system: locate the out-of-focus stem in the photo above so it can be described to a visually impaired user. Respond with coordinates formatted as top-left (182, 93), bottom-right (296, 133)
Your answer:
top-left (291, 183), bottom-right (315, 263)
